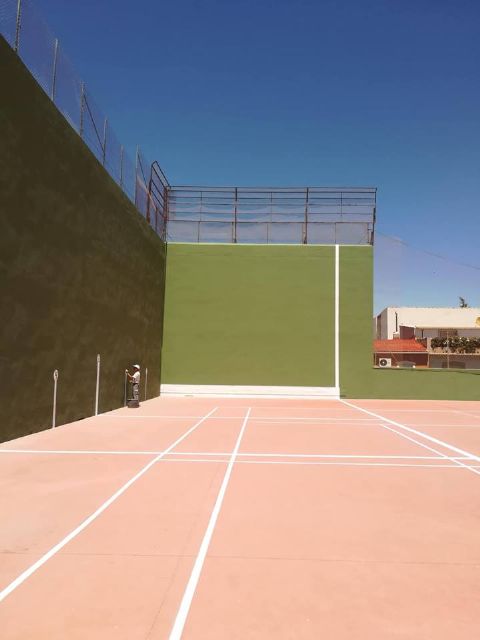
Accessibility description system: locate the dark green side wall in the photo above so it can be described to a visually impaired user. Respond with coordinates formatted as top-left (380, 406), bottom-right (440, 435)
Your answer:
top-left (0, 37), bottom-right (166, 441)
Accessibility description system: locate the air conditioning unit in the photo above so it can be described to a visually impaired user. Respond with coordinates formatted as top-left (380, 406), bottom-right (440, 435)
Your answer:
top-left (379, 358), bottom-right (392, 368)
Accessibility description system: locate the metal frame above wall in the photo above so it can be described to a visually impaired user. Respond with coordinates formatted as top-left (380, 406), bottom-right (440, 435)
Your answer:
top-left (164, 185), bottom-right (376, 245)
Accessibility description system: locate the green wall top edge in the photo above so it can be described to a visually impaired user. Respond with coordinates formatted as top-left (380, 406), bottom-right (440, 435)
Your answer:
top-left (167, 242), bottom-right (372, 247)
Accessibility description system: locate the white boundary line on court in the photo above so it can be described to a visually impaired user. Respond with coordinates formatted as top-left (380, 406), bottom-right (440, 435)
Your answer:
top-left (335, 243), bottom-right (340, 390)
top-left (340, 400), bottom-right (480, 474)
top-left (99, 415), bottom-right (377, 421)
top-left (160, 384), bottom-right (339, 399)
top-left (1, 448), bottom-right (477, 461)
top-left (0, 407), bottom-right (219, 604)
top-left (168, 407), bottom-right (251, 640)
top-left (454, 410), bottom-right (480, 419)
top-left (375, 422), bottom-right (480, 476)
top-left (158, 458), bottom-right (479, 469)
top-left (3, 448), bottom-right (475, 460)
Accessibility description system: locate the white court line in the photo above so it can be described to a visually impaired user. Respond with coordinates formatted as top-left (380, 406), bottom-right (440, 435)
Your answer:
top-left (1, 448), bottom-right (476, 461)
top-left (172, 452), bottom-right (445, 459)
top-left (453, 410), bottom-right (480, 420)
top-left (4, 449), bottom-right (474, 460)
top-left (0, 449), bottom-right (165, 456)
top-left (364, 409), bottom-right (475, 414)
top-left (100, 415), bottom-right (377, 422)
top-left (159, 458), bottom-right (478, 469)
top-left (0, 407), bottom-right (218, 603)
top-left (341, 400), bottom-right (480, 476)
top-left (396, 423), bottom-right (480, 428)
top-left (168, 408), bottom-right (251, 640)
top-left (377, 423), bottom-right (480, 476)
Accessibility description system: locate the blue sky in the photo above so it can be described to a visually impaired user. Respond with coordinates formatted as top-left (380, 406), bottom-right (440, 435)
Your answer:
top-left (35, 0), bottom-right (480, 311)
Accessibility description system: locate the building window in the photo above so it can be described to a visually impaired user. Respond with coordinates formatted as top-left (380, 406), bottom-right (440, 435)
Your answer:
top-left (438, 329), bottom-right (458, 338)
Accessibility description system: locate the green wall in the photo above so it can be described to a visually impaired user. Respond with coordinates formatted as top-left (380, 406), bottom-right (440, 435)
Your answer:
top-left (163, 243), bottom-right (480, 400)
top-left (162, 244), bottom-right (336, 386)
top-left (0, 37), bottom-right (166, 441)
top-left (339, 246), bottom-right (480, 399)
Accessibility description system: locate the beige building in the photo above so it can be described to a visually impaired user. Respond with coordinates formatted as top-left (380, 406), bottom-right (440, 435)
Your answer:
top-left (374, 307), bottom-right (480, 370)
top-left (375, 307), bottom-right (480, 340)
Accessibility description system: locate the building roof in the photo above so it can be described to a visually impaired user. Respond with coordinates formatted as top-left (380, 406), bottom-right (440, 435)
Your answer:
top-left (374, 339), bottom-right (427, 353)
top-left (414, 325), bottom-right (480, 330)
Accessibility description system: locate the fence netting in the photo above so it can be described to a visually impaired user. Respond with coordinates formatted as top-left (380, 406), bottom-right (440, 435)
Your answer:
top-left (0, 0), bottom-right (166, 240)
top-left (166, 187), bottom-right (376, 245)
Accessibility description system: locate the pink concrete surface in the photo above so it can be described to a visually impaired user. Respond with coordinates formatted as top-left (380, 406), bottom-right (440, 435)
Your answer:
top-left (208, 464), bottom-right (480, 564)
top-left (0, 453), bottom-right (148, 583)
top-left (241, 420), bottom-right (433, 456)
top-left (1, 396), bottom-right (479, 639)
top-left (0, 415), bottom-right (210, 453)
top-left (404, 426), bottom-right (480, 458)
top-left (179, 558), bottom-right (480, 639)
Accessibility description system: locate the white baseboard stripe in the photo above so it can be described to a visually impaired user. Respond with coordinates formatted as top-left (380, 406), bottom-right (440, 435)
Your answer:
top-left (160, 384), bottom-right (340, 399)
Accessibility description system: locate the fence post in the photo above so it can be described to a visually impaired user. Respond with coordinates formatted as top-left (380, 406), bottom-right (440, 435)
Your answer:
top-left (51, 38), bottom-right (59, 102)
top-left (124, 370), bottom-right (128, 407)
top-left (102, 118), bottom-right (108, 166)
top-left (52, 369), bottom-right (59, 428)
top-left (163, 185), bottom-right (169, 242)
top-left (304, 187), bottom-right (309, 244)
top-left (134, 146), bottom-right (139, 208)
top-left (144, 367), bottom-right (148, 401)
top-left (14, 0), bottom-right (22, 53)
top-left (233, 187), bottom-right (238, 243)
top-left (120, 145), bottom-right (124, 188)
top-left (95, 354), bottom-right (100, 415)
top-left (79, 82), bottom-right (85, 137)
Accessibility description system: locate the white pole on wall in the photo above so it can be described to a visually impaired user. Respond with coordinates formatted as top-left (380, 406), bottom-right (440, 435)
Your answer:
top-left (124, 370), bottom-right (128, 407)
top-left (95, 354), bottom-right (101, 415)
top-left (145, 367), bottom-right (148, 401)
top-left (52, 369), bottom-right (59, 428)
top-left (334, 245), bottom-right (340, 392)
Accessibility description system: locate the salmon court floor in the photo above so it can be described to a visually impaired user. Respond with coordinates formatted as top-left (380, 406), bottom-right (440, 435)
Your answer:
top-left (1, 396), bottom-right (480, 639)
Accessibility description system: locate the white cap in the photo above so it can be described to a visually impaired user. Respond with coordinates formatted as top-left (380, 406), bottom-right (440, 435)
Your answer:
top-left (133, 364), bottom-right (140, 369)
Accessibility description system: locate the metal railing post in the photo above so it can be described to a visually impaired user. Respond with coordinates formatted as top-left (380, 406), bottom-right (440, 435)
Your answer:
top-left (14, 0), bottom-right (22, 53)
top-left (51, 38), bottom-right (59, 102)
top-left (134, 146), bottom-right (139, 208)
top-left (102, 118), bottom-right (108, 166)
top-left (304, 187), bottom-right (309, 244)
top-left (233, 187), bottom-right (238, 243)
top-left (163, 185), bottom-right (169, 242)
top-left (120, 145), bottom-right (124, 188)
top-left (79, 82), bottom-right (85, 137)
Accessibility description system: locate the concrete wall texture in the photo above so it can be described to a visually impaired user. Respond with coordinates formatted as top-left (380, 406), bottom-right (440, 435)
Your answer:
top-left (0, 37), bottom-right (166, 441)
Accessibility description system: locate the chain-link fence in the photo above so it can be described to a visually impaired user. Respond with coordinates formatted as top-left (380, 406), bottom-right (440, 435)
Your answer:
top-left (166, 187), bottom-right (376, 244)
top-left (0, 0), bottom-right (166, 240)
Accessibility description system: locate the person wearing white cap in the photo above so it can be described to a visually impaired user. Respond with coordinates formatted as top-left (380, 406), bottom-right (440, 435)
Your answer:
top-left (125, 364), bottom-right (141, 407)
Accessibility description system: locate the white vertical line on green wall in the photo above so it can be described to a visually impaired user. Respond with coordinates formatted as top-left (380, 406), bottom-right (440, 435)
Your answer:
top-left (335, 244), bottom-right (340, 390)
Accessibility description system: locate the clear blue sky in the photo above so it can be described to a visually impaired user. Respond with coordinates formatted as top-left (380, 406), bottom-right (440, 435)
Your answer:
top-left (35, 0), bottom-right (480, 311)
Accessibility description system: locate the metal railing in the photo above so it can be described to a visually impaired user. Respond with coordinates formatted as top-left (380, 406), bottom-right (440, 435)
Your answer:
top-left (0, 0), bottom-right (166, 240)
top-left (166, 186), bottom-right (376, 245)
top-left (1, 0), bottom-right (376, 247)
